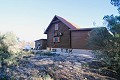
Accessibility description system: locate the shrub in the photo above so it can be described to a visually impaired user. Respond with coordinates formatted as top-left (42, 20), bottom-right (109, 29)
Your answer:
top-left (88, 27), bottom-right (120, 78)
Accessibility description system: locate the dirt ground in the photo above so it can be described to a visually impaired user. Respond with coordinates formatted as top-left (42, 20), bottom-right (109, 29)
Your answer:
top-left (5, 52), bottom-right (118, 80)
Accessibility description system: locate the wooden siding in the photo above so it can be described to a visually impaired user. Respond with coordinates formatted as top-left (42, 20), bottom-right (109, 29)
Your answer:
top-left (71, 30), bottom-right (90, 49)
top-left (41, 39), bottom-right (47, 49)
top-left (35, 39), bottom-right (47, 50)
top-left (47, 21), bottom-right (71, 48)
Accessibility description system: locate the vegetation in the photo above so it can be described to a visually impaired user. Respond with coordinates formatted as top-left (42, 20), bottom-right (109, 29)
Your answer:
top-left (0, 30), bottom-right (117, 79)
top-left (88, 15), bottom-right (120, 79)
top-left (0, 32), bottom-right (15, 79)
top-left (0, 32), bottom-right (33, 79)
top-left (88, 1), bottom-right (120, 79)
top-left (111, 0), bottom-right (120, 13)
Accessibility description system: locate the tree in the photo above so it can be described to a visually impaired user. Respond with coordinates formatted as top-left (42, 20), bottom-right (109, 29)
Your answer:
top-left (88, 15), bottom-right (120, 78)
top-left (3, 32), bottom-right (17, 47)
top-left (88, 1), bottom-right (120, 79)
top-left (0, 33), bottom-right (10, 61)
top-left (0, 33), bottom-right (11, 78)
top-left (103, 15), bottom-right (120, 36)
top-left (111, 0), bottom-right (120, 13)
top-left (88, 27), bottom-right (113, 50)
top-left (111, 0), bottom-right (120, 7)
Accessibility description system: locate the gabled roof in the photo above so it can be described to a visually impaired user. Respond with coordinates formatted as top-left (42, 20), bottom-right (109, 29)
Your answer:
top-left (44, 15), bottom-right (79, 34)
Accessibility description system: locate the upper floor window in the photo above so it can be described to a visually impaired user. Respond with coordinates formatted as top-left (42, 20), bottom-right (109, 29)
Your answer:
top-left (55, 24), bottom-right (59, 30)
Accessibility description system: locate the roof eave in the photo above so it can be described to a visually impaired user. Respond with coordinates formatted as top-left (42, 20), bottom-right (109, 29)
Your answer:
top-left (44, 31), bottom-right (47, 34)
top-left (69, 28), bottom-right (93, 31)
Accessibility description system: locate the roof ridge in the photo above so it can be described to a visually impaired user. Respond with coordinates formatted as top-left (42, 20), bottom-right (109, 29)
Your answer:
top-left (55, 15), bottom-right (80, 29)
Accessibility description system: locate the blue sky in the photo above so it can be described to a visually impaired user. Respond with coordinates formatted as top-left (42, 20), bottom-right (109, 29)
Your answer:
top-left (0, 0), bottom-right (119, 42)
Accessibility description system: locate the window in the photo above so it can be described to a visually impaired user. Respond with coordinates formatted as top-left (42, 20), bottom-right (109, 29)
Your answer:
top-left (54, 32), bottom-right (58, 37)
top-left (53, 37), bottom-right (60, 42)
top-left (55, 24), bottom-right (59, 30)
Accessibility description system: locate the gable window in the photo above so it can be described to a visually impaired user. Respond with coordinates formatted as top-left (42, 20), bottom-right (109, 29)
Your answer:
top-left (55, 24), bottom-right (59, 30)
top-left (53, 37), bottom-right (60, 42)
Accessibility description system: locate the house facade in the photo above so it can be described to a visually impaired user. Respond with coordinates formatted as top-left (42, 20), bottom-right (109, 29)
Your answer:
top-left (44, 15), bottom-right (92, 49)
top-left (34, 39), bottom-right (47, 50)
top-left (70, 28), bottom-right (91, 49)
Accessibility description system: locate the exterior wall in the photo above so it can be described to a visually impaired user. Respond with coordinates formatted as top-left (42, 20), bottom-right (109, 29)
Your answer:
top-left (47, 21), bottom-right (71, 48)
top-left (35, 39), bottom-right (47, 50)
top-left (71, 30), bottom-right (90, 49)
top-left (35, 40), bottom-right (40, 50)
top-left (41, 39), bottom-right (47, 49)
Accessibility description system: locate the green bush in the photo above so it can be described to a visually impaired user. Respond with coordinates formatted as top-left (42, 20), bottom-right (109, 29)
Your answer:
top-left (88, 27), bottom-right (120, 78)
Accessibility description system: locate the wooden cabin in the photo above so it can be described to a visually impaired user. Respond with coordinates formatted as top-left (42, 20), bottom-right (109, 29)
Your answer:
top-left (44, 15), bottom-right (93, 49)
top-left (34, 39), bottom-right (47, 50)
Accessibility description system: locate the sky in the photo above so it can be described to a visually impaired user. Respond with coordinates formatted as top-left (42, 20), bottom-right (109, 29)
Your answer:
top-left (0, 0), bottom-right (119, 42)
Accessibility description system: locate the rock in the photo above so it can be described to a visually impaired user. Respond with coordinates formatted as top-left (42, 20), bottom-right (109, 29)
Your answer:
top-left (58, 65), bottom-right (63, 68)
